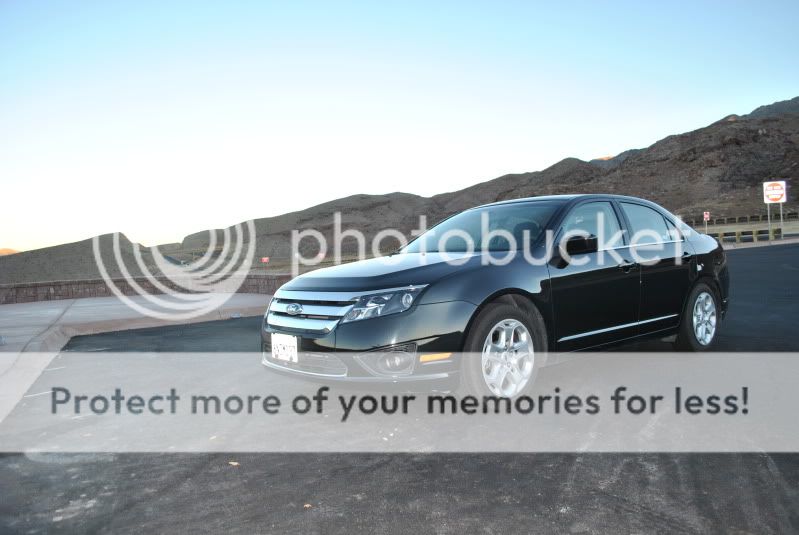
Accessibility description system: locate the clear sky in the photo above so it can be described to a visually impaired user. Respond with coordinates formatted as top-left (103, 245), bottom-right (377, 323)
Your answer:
top-left (2, 1), bottom-right (798, 251)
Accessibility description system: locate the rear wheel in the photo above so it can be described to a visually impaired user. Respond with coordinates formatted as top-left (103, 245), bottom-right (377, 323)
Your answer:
top-left (675, 281), bottom-right (719, 351)
top-left (459, 302), bottom-right (547, 397)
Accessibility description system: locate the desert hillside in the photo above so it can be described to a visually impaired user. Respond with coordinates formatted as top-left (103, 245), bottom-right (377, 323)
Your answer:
top-left (183, 96), bottom-right (799, 259)
top-left (0, 235), bottom-right (159, 284)
top-left (2, 96), bottom-right (797, 284)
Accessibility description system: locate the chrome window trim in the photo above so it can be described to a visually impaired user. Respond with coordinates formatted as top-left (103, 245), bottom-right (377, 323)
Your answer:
top-left (627, 239), bottom-right (685, 247)
top-left (558, 314), bottom-right (679, 342)
top-left (584, 240), bottom-right (684, 253)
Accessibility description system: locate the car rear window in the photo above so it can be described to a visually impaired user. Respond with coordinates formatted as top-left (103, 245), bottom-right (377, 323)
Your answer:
top-left (620, 202), bottom-right (671, 244)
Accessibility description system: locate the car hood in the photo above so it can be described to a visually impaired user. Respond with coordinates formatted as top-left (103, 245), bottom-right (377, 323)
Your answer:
top-left (280, 252), bottom-right (483, 292)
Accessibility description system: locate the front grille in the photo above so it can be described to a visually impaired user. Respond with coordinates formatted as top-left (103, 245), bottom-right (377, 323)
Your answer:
top-left (266, 296), bottom-right (354, 334)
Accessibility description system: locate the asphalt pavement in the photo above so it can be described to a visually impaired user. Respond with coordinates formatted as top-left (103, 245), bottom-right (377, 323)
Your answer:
top-left (2, 243), bottom-right (799, 533)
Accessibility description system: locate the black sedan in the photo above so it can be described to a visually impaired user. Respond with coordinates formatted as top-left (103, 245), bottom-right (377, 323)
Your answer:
top-left (262, 194), bottom-right (729, 397)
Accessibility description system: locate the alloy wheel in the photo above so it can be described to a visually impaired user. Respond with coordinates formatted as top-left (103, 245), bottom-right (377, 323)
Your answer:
top-left (692, 291), bottom-right (717, 346)
top-left (481, 319), bottom-right (535, 397)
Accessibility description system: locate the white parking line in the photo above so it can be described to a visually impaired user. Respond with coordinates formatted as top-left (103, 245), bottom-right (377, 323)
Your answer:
top-left (23, 390), bottom-right (53, 398)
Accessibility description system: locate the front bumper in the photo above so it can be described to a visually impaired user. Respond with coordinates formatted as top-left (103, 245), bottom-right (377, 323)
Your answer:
top-left (261, 300), bottom-right (476, 385)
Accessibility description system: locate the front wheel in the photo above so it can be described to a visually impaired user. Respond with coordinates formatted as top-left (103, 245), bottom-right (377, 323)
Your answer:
top-left (459, 302), bottom-right (547, 397)
top-left (675, 282), bottom-right (720, 351)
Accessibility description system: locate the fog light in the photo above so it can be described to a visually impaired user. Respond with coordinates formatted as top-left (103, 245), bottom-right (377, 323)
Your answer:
top-left (377, 352), bottom-right (414, 374)
top-left (355, 344), bottom-right (418, 376)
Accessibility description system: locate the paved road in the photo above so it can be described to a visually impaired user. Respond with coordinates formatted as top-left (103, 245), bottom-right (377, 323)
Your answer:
top-left (2, 244), bottom-right (799, 533)
top-left (629, 241), bottom-right (799, 352)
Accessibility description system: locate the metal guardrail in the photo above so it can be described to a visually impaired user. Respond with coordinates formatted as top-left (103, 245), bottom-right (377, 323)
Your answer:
top-left (708, 228), bottom-right (787, 243)
top-left (684, 212), bottom-right (798, 226)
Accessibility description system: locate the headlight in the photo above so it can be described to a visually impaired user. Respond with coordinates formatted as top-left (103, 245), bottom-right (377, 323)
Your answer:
top-left (341, 285), bottom-right (427, 323)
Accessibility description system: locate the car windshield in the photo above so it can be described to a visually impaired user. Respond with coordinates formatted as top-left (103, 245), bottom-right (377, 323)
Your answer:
top-left (403, 202), bottom-right (558, 253)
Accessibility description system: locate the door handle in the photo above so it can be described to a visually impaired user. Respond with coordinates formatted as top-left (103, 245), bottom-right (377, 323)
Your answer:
top-left (681, 251), bottom-right (693, 261)
top-left (618, 260), bottom-right (638, 273)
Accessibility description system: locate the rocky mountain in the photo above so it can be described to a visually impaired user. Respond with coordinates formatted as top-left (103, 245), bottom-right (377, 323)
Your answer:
top-left (2, 96), bottom-right (798, 283)
top-left (0, 234), bottom-right (158, 284)
top-left (589, 149), bottom-right (643, 170)
top-left (189, 97), bottom-right (798, 260)
top-left (745, 96), bottom-right (799, 120)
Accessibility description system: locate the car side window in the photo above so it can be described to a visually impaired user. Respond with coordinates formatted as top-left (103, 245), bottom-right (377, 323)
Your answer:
top-left (560, 202), bottom-right (622, 249)
top-left (620, 202), bottom-right (671, 244)
top-left (664, 217), bottom-right (683, 241)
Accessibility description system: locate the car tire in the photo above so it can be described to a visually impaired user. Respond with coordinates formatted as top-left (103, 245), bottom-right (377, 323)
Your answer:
top-left (675, 281), bottom-right (720, 351)
top-left (458, 301), bottom-right (547, 397)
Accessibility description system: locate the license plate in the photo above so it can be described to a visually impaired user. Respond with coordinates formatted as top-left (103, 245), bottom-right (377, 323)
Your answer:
top-left (271, 333), bottom-right (298, 363)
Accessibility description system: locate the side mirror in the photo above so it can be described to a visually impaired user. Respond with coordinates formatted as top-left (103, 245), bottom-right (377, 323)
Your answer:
top-left (565, 235), bottom-right (598, 256)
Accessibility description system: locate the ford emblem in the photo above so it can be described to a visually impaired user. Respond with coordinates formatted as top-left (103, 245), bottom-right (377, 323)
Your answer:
top-left (286, 303), bottom-right (303, 316)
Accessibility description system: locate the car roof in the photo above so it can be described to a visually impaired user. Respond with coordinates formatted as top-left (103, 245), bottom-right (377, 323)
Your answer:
top-left (474, 194), bottom-right (656, 209)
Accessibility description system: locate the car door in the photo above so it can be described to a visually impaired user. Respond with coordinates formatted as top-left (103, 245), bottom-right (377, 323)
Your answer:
top-left (550, 200), bottom-right (641, 351)
top-left (618, 201), bottom-right (694, 334)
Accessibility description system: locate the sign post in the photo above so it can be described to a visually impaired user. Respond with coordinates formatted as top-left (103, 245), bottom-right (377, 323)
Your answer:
top-left (763, 180), bottom-right (787, 241)
top-left (780, 202), bottom-right (784, 240)
top-left (703, 211), bottom-right (710, 235)
top-left (768, 204), bottom-right (772, 241)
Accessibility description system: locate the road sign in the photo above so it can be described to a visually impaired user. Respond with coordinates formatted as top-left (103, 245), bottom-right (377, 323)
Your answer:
top-left (763, 181), bottom-right (786, 204)
top-left (703, 212), bottom-right (710, 222)
top-left (763, 180), bottom-right (788, 242)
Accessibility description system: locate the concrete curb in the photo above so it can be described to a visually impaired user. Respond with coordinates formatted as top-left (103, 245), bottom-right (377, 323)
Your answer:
top-left (0, 295), bottom-right (271, 425)
top-left (721, 236), bottom-right (799, 250)
top-left (21, 303), bottom-right (268, 353)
